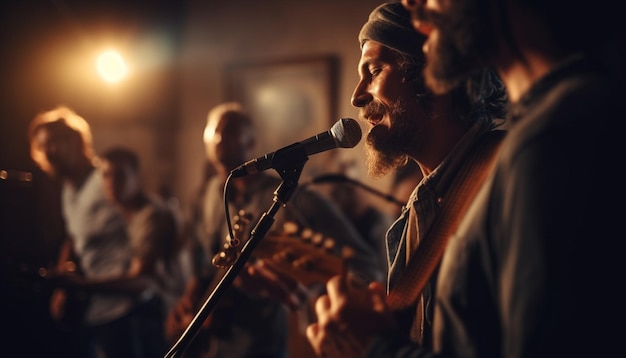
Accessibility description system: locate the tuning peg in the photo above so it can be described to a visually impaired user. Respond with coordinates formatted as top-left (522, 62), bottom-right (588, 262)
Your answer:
top-left (323, 238), bottom-right (336, 252)
top-left (311, 232), bottom-right (324, 247)
top-left (212, 243), bottom-right (240, 269)
top-left (341, 246), bottom-right (355, 260)
top-left (282, 221), bottom-right (299, 235)
top-left (300, 228), bottom-right (314, 242)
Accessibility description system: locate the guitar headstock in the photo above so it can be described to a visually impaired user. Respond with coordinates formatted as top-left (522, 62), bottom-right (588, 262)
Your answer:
top-left (254, 221), bottom-right (354, 286)
top-left (214, 209), bottom-right (354, 286)
top-left (212, 209), bottom-right (253, 269)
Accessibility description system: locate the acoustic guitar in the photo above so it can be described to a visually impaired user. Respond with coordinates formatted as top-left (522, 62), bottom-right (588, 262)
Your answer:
top-left (165, 210), bottom-right (352, 357)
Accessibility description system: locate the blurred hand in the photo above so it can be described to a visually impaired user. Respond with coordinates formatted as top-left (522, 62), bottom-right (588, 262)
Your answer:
top-left (39, 264), bottom-right (82, 289)
top-left (306, 274), bottom-right (396, 358)
top-left (49, 288), bottom-right (67, 321)
top-left (235, 259), bottom-right (311, 310)
top-left (165, 292), bottom-right (210, 343)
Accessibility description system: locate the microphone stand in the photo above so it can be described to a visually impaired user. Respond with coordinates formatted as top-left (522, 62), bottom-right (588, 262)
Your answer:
top-left (164, 150), bottom-right (307, 358)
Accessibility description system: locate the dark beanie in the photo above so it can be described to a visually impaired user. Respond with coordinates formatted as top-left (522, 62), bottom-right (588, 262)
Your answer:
top-left (358, 2), bottom-right (426, 61)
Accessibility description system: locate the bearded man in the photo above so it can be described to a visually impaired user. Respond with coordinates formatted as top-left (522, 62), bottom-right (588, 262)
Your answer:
top-left (306, 2), bottom-right (507, 356)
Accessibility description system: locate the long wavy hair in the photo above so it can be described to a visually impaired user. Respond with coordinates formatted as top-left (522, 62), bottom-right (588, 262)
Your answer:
top-left (28, 105), bottom-right (95, 175)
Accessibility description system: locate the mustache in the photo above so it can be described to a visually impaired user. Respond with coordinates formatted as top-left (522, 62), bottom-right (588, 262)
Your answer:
top-left (360, 101), bottom-right (387, 120)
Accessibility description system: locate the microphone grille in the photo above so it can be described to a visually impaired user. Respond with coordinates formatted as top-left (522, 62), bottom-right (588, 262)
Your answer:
top-left (331, 118), bottom-right (362, 148)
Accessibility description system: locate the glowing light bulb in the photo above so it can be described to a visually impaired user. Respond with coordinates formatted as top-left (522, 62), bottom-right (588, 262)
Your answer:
top-left (96, 50), bottom-right (128, 83)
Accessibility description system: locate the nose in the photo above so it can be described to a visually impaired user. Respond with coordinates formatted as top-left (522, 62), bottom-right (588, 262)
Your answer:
top-left (351, 79), bottom-right (372, 108)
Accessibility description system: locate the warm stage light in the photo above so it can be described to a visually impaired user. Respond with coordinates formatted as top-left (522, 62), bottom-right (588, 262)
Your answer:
top-left (96, 50), bottom-right (128, 83)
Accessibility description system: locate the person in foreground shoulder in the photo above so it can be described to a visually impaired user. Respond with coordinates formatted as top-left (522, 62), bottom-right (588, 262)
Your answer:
top-left (401, 0), bottom-right (626, 356)
top-left (308, 0), bottom-right (626, 357)
top-left (306, 2), bottom-right (507, 357)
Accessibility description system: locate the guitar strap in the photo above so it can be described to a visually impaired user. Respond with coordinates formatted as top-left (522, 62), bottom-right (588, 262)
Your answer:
top-left (386, 130), bottom-right (505, 311)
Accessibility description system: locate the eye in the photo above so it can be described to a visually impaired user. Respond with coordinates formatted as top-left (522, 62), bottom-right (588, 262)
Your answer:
top-left (369, 66), bottom-right (382, 76)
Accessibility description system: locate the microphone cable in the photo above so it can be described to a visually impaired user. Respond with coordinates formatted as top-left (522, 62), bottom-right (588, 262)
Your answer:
top-left (302, 173), bottom-right (405, 208)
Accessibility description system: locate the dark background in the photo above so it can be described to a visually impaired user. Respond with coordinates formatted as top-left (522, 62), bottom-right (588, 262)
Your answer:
top-left (0, 1), bottom-right (184, 356)
top-left (0, 1), bottom-right (393, 356)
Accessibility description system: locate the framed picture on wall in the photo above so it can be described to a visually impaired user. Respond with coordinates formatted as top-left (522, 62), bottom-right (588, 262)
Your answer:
top-left (224, 55), bottom-right (339, 181)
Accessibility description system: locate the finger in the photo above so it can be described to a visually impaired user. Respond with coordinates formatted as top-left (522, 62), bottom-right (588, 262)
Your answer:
top-left (368, 281), bottom-right (388, 312)
top-left (368, 280), bottom-right (385, 293)
top-left (305, 323), bottom-right (319, 344)
top-left (314, 294), bottom-right (331, 317)
top-left (326, 274), bottom-right (364, 308)
top-left (325, 275), bottom-right (348, 301)
top-left (175, 301), bottom-right (191, 316)
top-left (178, 297), bottom-right (193, 312)
top-left (305, 323), bottom-right (324, 356)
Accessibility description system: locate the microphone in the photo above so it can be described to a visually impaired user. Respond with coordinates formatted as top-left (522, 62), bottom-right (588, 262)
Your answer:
top-left (230, 118), bottom-right (362, 177)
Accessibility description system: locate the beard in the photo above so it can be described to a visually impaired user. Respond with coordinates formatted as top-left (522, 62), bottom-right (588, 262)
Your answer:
top-left (362, 100), bottom-right (417, 179)
top-left (420, 0), bottom-right (496, 94)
